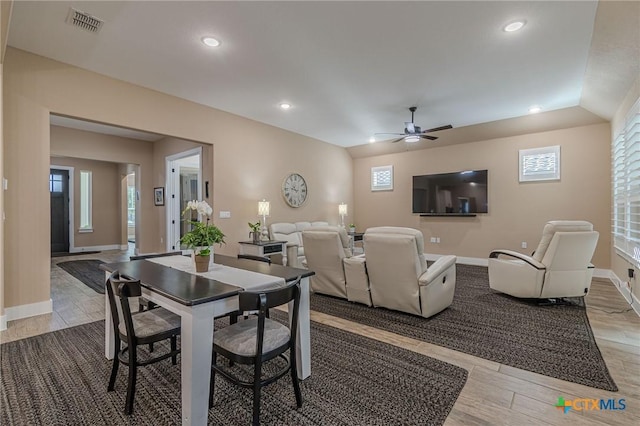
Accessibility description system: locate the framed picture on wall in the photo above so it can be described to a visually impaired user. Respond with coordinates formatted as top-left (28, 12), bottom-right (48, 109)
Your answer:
top-left (154, 187), bottom-right (165, 206)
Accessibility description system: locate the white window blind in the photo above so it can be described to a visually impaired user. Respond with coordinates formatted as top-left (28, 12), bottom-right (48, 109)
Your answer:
top-left (371, 165), bottom-right (393, 191)
top-left (612, 97), bottom-right (640, 265)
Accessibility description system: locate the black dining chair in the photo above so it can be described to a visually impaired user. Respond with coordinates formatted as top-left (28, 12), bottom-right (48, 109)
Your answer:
top-left (209, 277), bottom-right (303, 426)
top-left (130, 251), bottom-right (183, 312)
top-left (106, 270), bottom-right (181, 415)
top-left (237, 254), bottom-right (272, 264)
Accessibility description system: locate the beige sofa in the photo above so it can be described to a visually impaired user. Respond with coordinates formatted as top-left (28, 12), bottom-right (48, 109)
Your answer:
top-left (301, 226), bottom-right (370, 304)
top-left (269, 221), bottom-right (329, 267)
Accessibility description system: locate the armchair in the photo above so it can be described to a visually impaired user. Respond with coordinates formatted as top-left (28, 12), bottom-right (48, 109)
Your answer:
top-left (269, 221), bottom-right (329, 268)
top-left (363, 227), bottom-right (457, 318)
top-left (488, 220), bottom-right (599, 299)
top-left (301, 226), bottom-right (370, 304)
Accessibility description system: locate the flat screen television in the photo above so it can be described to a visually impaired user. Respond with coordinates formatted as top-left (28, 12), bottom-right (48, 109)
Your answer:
top-left (412, 170), bottom-right (488, 215)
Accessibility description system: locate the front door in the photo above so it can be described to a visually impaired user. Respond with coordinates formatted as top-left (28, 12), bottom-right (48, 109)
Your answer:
top-left (50, 169), bottom-right (70, 253)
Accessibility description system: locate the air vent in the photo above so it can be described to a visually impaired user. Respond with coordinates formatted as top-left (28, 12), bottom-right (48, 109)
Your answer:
top-left (65, 8), bottom-right (104, 33)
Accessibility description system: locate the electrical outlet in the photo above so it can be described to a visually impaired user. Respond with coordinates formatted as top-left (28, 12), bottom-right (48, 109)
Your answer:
top-left (219, 211), bottom-right (231, 219)
top-left (160, 237), bottom-right (163, 244)
top-left (430, 237), bottom-right (436, 243)
top-left (521, 241), bottom-right (527, 249)
top-left (436, 237), bottom-right (441, 243)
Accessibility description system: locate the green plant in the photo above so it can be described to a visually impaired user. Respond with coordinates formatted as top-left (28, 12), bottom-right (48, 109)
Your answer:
top-left (179, 201), bottom-right (225, 256)
top-left (348, 223), bottom-right (356, 228)
top-left (248, 222), bottom-right (261, 233)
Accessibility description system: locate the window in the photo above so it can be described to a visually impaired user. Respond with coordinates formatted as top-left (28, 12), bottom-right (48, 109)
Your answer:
top-left (371, 165), bottom-right (393, 191)
top-left (79, 170), bottom-right (92, 231)
top-left (612, 97), bottom-right (640, 265)
top-left (127, 186), bottom-right (136, 226)
top-left (49, 173), bottom-right (63, 193)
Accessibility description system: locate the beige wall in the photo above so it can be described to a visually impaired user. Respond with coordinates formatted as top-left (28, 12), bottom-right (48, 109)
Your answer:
top-left (354, 123), bottom-right (612, 268)
top-left (3, 47), bottom-right (353, 309)
top-left (611, 75), bottom-right (640, 299)
top-left (152, 137), bottom-right (213, 251)
top-left (49, 156), bottom-right (121, 249)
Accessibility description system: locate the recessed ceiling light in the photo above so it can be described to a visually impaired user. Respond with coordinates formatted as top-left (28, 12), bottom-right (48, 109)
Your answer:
top-left (201, 37), bottom-right (221, 47)
top-left (279, 103), bottom-right (291, 110)
top-left (504, 21), bottom-right (525, 32)
top-left (404, 135), bottom-right (420, 143)
top-left (529, 105), bottom-right (542, 114)
top-left (369, 137), bottom-right (376, 143)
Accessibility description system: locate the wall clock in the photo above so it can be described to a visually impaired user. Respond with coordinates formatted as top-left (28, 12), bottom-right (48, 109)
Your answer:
top-left (282, 173), bottom-right (308, 208)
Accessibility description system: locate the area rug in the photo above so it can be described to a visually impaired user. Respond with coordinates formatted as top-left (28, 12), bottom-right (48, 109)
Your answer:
top-left (56, 259), bottom-right (105, 294)
top-left (0, 319), bottom-right (467, 426)
top-left (310, 264), bottom-right (617, 391)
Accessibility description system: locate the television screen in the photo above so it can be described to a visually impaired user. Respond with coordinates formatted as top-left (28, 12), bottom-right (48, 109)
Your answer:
top-left (412, 170), bottom-right (488, 214)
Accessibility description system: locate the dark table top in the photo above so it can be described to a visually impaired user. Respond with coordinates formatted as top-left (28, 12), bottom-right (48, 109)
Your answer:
top-left (100, 254), bottom-right (313, 307)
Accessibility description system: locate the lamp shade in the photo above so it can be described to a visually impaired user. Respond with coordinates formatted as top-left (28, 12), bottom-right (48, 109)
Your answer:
top-left (258, 199), bottom-right (270, 216)
top-left (338, 203), bottom-right (348, 216)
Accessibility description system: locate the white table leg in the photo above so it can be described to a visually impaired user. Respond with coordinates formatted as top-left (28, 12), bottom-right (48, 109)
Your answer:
top-left (291, 276), bottom-right (311, 379)
top-left (180, 308), bottom-right (214, 426)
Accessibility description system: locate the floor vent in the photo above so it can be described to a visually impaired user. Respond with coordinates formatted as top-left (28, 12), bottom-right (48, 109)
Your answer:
top-left (65, 8), bottom-right (104, 33)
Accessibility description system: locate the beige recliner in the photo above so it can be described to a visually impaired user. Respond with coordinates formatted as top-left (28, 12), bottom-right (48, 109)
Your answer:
top-left (269, 221), bottom-right (329, 267)
top-left (301, 226), bottom-right (371, 305)
top-left (363, 227), bottom-right (457, 318)
top-left (488, 220), bottom-right (599, 299)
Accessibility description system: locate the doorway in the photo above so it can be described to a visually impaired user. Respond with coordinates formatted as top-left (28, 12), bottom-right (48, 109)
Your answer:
top-left (50, 168), bottom-right (71, 253)
top-left (126, 173), bottom-right (136, 243)
top-left (166, 148), bottom-right (202, 251)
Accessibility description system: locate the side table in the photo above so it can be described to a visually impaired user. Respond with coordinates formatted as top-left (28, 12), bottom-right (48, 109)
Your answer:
top-left (238, 240), bottom-right (287, 257)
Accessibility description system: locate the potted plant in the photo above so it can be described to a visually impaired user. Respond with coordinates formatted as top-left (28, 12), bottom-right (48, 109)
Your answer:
top-left (248, 222), bottom-right (261, 244)
top-left (180, 200), bottom-right (225, 272)
top-left (348, 223), bottom-right (356, 233)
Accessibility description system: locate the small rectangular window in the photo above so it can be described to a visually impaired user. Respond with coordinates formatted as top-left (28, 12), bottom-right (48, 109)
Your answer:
top-left (371, 165), bottom-right (393, 191)
top-left (79, 170), bottom-right (92, 231)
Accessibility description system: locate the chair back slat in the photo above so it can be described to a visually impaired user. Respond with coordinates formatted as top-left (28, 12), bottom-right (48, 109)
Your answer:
top-left (106, 270), bottom-right (142, 341)
top-left (130, 251), bottom-right (182, 260)
top-left (238, 277), bottom-right (301, 311)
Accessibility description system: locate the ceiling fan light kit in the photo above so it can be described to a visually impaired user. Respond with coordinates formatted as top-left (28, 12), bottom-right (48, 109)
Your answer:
top-left (374, 106), bottom-right (453, 144)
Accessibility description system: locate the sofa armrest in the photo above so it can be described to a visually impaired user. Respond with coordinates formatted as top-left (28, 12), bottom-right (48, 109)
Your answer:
top-left (285, 243), bottom-right (301, 268)
top-left (419, 255), bottom-right (456, 286)
top-left (489, 249), bottom-right (545, 270)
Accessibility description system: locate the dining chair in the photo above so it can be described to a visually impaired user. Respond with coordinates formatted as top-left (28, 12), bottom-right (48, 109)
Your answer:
top-left (237, 254), bottom-right (272, 264)
top-left (209, 277), bottom-right (303, 426)
top-left (106, 270), bottom-right (181, 415)
top-left (130, 251), bottom-right (183, 312)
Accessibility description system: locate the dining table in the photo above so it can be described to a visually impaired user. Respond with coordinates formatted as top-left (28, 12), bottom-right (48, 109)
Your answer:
top-left (100, 254), bottom-right (314, 426)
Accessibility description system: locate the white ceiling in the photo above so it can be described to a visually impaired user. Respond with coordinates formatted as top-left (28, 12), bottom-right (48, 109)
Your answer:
top-left (6, 1), bottom-right (639, 148)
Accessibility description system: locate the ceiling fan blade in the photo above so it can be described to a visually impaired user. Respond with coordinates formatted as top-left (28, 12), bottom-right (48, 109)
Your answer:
top-left (374, 132), bottom-right (405, 136)
top-left (390, 137), bottom-right (405, 143)
top-left (420, 135), bottom-right (439, 141)
top-left (423, 124), bottom-right (453, 133)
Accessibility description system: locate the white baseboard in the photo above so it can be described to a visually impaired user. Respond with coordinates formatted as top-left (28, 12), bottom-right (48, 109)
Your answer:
top-left (4, 299), bottom-right (53, 323)
top-left (119, 244), bottom-right (129, 250)
top-left (70, 244), bottom-right (121, 253)
top-left (0, 314), bottom-right (6, 331)
top-left (609, 271), bottom-right (640, 317)
top-left (424, 253), bottom-right (488, 267)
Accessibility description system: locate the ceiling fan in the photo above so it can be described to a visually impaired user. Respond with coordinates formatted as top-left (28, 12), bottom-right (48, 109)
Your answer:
top-left (375, 107), bottom-right (452, 143)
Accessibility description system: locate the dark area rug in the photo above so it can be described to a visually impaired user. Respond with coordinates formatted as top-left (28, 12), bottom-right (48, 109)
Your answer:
top-left (310, 264), bottom-right (617, 391)
top-left (51, 251), bottom-right (101, 258)
top-left (0, 319), bottom-right (467, 426)
top-left (56, 259), bottom-right (106, 294)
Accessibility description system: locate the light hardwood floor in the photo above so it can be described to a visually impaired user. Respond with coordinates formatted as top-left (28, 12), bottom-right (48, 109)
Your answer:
top-left (1, 248), bottom-right (638, 425)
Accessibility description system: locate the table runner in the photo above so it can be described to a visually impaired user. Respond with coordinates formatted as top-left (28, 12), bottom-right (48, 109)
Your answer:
top-left (148, 255), bottom-right (285, 291)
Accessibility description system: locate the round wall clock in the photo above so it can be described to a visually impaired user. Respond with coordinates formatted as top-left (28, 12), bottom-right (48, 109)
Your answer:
top-left (282, 173), bottom-right (308, 208)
